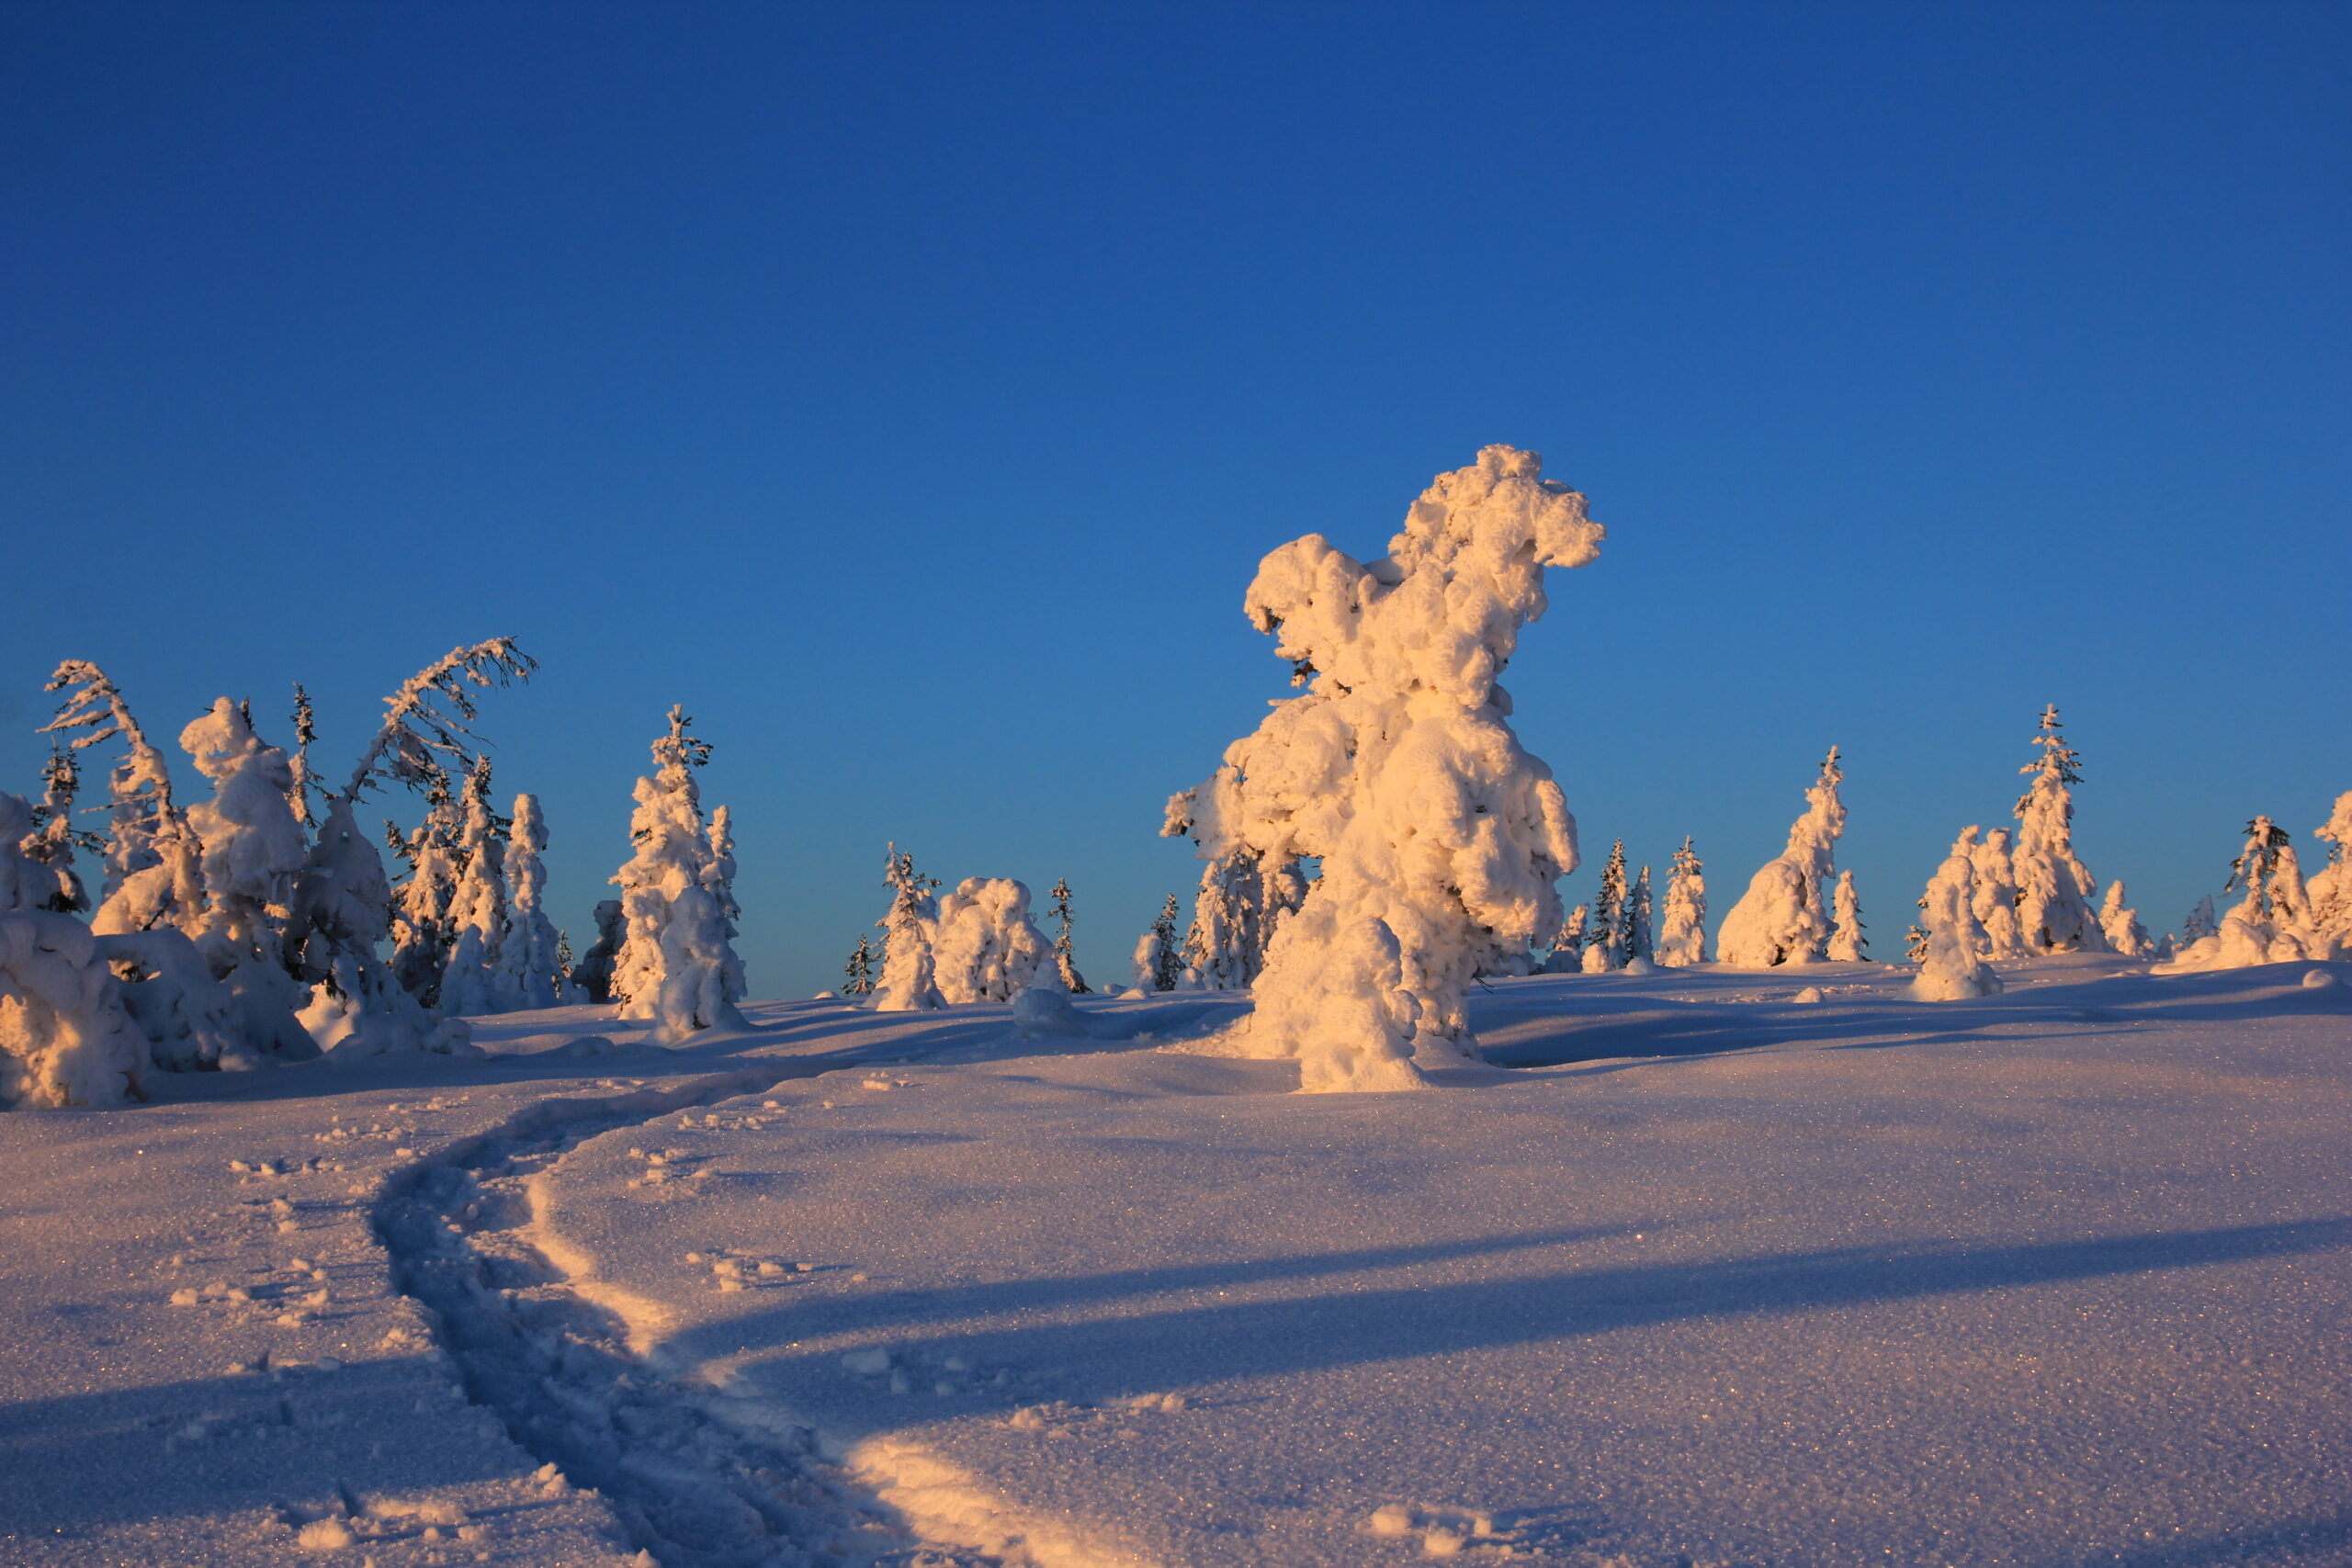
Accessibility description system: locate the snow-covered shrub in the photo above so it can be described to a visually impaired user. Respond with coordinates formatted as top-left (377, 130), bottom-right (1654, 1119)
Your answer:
top-left (2011, 707), bottom-right (2109, 954)
top-left (1715, 747), bottom-right (1845, 968)
top-left (1170, 446), bottom-right (1600, 1089)
top-left (608, 707), bottom-right (744, 1037)
top-left (42, 662), bottom-right (205, 936)
top-left (1132, 894), bottom-right (1183, 992)
top-left (437, 761), bottom-right (510, 1017)
top-left (1542, 903), bottom-right (1589, 974)
top-left (872, 846), bottom-right (945, 1012)
top-left (0, 910), bottom-right (152, 1108)
top-left (2098, 881), bottom-right (2154, 958)
top-left (1910, 845), bottom-right (2001, 1001)
top-left (491, 794), bottom-right (574, 1010)
top-left (1826, 869), bottom-right (1868, 961)
top-left (934, 877), bottom-right (1052, 1004)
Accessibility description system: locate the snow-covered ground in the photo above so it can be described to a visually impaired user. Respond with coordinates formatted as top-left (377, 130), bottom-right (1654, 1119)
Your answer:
top-left (5, 959), bottom-right (2350, 1567)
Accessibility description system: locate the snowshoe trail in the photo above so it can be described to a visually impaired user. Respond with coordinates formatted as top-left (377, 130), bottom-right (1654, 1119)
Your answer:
top-left (374, 1071), bottom-right (1002, 1568)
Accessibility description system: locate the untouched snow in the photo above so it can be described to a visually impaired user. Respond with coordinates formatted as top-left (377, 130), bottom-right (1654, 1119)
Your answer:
top-left (3, 962), bottom-right (2350, 1566)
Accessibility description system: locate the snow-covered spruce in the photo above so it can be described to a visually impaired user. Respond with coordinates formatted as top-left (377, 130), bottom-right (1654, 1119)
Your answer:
top-left (1581, 840), bottom-right (1629, 974)
top-left (1045, 877), bottom-right (1089, 993)
top-left (387, 769), bottom-right (462, 1006)
top-left (1133, 894), bottom-right (1184, 993)
top-left (871, 845), bottom-right (945, 1012)
top-left (491, 793), bottom-right (576, 1009)
top-left (1542, 902), bottom-right (1589, 974)
top-left (436, 759), bottom-right (511, 1017)
top-left (2159, 815), bottom-right (2334, 972)
top-left (1827, 869), bottom-right (1868, 962)
top-left (1714, 747), bottom-right (1845, 968)
top-left (842, 931), bottom-right (878, 996)
top-left (933, 877), bottom-right (1053, 1004)
top-left (1911, 840), bottom-right (2001, 1001)
top-left (41, 661), bottom-right (206, 936)
top-left (1963, 827), bottom-right (2028, 959)
top-left (608, 707), bottom-right (745, 1041)
top-left (2011, 706), bottom-right (2109, 954)
top-left (1169, 446), bottom-right (1600, 1089)
top-left (2312, 792), bottom-right (2352, 953)
top-left (23, 744), bottom-right (90, 913)
top-left (1161, 796), bottom-right (1308, 991)
top-left (1623, 864), bottom-right (1655, 968)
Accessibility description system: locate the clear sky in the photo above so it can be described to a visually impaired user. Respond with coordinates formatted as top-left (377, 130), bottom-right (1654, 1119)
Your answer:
top-left (5, 2), bottom-right (2347, 998)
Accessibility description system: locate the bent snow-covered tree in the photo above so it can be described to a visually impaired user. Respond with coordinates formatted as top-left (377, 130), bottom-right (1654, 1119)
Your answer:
top-left (2012, 706), bottom-right (2109, 954)
top-left (41, 662), bottom-right (205, 935)
top-left (1715, 747), bottom-right (1845, 967)
top-left (1170, 445), bottom-right (1600, 1091)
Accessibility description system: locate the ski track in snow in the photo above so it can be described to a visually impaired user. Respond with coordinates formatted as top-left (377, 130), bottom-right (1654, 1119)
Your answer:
top-left (373, 1065), bottom-right (1004, 1568)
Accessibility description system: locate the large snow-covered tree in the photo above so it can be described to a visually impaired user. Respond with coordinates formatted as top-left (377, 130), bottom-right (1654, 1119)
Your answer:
top-left (1170, 446), bottom-right (1600, 1090)
top-left (1655, 838), bottom-right (1706, 967)
top-left (1715, 747), bottom-right (1845, 968)
top-left (934, 878), bottom-right (1053, 1004)
top-left (2011, 706), bottom-right (2109, 954)
top-left (872, 845), bottom-right (945, 1012)
top-left (608, 706), bottom-right (745, 1040)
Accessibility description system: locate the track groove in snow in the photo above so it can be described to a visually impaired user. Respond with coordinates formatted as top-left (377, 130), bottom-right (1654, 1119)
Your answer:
top-left (373, 1067), bottom-right (1006, 1568)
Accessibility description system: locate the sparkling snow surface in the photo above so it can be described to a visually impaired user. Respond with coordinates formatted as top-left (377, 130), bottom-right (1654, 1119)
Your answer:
top-left (4, 960), bottom-right (2350, 1567)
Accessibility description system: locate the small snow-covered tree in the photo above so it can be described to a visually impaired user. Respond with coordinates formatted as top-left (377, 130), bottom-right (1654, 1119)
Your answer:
top-left (387, 772), bottom-right (462, 1005)
top-left (1543, 902), bottom-right (1590, 974)
top-left (491, 793), bottom-right (573, 1010)
top-left (1134, 894), bottom-right (1183, 992)
top-left (437, 759), bottom-right (511, 1017)
top-left (1827, 869), bottom-right (1868, 961)
top-left (175, 698), bottom-right (315, 1060)
top-left (608, 706), bottom-right (744, 1039)
top-left (2163, 816), bottom-right (2329, 971)
top-left (2098, 880), bottom-right (2154, 958)
top-left (41, 662), bottom-right (205, 935)
top-left (1167, 446), bottom-right (1599, 1089)
top-left (2012, 706), bottom-right (2108, 954)
top-left (2181, 895), bottom-right (2219, 947)
top-left (843, 932), bottom-right (878, 996)
top-left (2311, 792), bottom-right (2352, 954)
top-left (1582, 840), bottom-right (1628, 973)
top-left (1905, 921), bottom-right (1930, 963)
top-left (287, 685), bottom-right (318, 828)
top-left (1963, 827), bottom-right (2027, 959)
top-left (1046, 877), bottom-right (1089, 993)
top-left (1911, 844), bottom-right (2001, 1000)
top-left (1655, 838), bottom-right (1706, 968)
top-left (1623, 864), bottom-right (1654, 965)
top-left (570, 899), bottom-right (626, 1003)
top-left (872, 846), bottom-right (945, 1012)
top-left (1716, 747), bottom-right (1845, 967)
top-left (934, 877), bottom-right (1053, 1004)
top-left (23, 746), bottom-right (91, 913)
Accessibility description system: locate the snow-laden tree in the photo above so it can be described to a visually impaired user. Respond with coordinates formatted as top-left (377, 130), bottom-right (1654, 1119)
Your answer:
top-left (2160, 817), bottom-right (2330, 971)
top-left (1827, 869), bottom-right (1868, 962)
top-left (570, 899), bottom-right (626, 1003)
top-left (2181, 895), bottom-right (2219, 948)
top-left (1133, 894), bottom-right (1183, 992)
top-left (490, 794), bottom-right (574, 1010)
top-left (1715, 747), bottom-right (1845, 968)
top-left (0, 909), bottom-right (152, 1110)
top-left (288, 685), bottom-right (318, 828)
top-left (388, 772), bottom-right (463, 1006)
top-left (1161, 796), bottom-right (1309, 991)
top-left (41, 662), bottom-right (206, 935)
top-left (934, 877), bottom-right (1053, 1004)
top-left (2098, 881), bottom-right (2154, 958)
top-left (1964, 827), bottom-right (2027, 959)
top-left (1542, 903), bottom-right (1589, 974)
top-left (843, 932), bottom-right (878, 996)
top-left (1911, 842), bottom-right (2000, 1000)
top-left (1046, 877), bottom-right (1089, 993)
top-left (24, 746), bottom-right (91, 913)
top-left (1655, 839), bottom-right (1706, 968)
top-left (1169, 446), bottom-right (1600, 1089)
top-left (872, 846), bottom-right (945, 1012)
top-left (608, 707), bottom-right (745, 1039)
top-left (436, 760), bottom-right (511, 1017)
top-left (1905, 921), bottom-right (1930, 963)
top-left (2312, 792), bottom-right (2352, 953)
top-left (1581, 840), bottom-right (1628, 974)
top-left (175, 699), bottom-right (316, 1060)
top-left (291, 639), bottom-right (531, 1057)
top-left (1624, 865), bottom-right (1655, 966)
top-left (2011, 706), bottom-right (2109, 954)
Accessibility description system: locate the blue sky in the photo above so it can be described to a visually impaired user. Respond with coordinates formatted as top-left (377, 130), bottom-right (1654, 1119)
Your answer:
top-left (5, 2), bottom-right (2347, 996)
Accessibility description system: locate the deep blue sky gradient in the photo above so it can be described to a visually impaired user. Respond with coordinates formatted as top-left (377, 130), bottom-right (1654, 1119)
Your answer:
top-left (5, 2), bottom-right (2347, 995)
